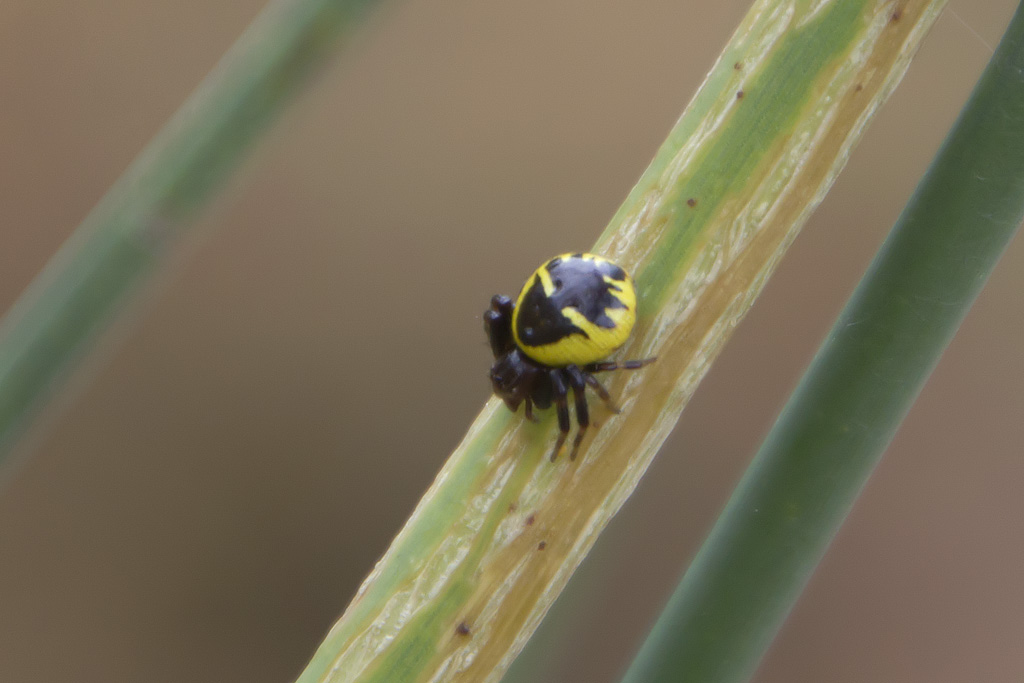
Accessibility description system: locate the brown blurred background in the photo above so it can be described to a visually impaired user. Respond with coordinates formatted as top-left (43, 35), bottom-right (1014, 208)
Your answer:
top-left (0, 1), bottom-right (1021, 681)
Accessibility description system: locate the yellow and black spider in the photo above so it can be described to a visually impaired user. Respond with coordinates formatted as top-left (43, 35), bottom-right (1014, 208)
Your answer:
top-left (485, 253), bottom-right (654, 462)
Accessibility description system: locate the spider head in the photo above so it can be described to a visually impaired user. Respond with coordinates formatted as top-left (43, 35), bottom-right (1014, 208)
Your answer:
top-left (489, 350), bottom-right (533, 411)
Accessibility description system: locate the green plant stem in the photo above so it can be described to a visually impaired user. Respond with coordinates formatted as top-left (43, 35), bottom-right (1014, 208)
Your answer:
top-left (621, 4), bottom-right (1024, 682)
top-left (0, 0), bottom-right (383, 468)
top-left (294, 2), bottom-right (948, 682)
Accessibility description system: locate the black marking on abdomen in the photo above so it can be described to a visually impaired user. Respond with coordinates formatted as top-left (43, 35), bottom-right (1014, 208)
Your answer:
top-left (515, 257), bottom-right (628, 348)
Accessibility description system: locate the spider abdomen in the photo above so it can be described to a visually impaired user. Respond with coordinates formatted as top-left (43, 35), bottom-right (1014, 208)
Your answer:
top-left (511, 253), bottom-right (637, 367)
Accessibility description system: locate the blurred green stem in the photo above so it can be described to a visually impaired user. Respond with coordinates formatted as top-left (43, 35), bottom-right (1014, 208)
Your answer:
top-left (621, 4), bottom-right (1024, 683)
top-left (0, 0), bottom-right (383, 468)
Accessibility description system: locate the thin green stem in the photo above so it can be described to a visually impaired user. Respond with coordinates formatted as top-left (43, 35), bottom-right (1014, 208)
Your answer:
top-left (0, 0), bottom-right (384, 468)
top-left (621, 4), bottom-right (1024, 682)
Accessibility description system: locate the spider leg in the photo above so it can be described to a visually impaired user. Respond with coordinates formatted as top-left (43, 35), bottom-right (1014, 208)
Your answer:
top-left (524, 396), bottom-right (539, 422)
top-left (549, 371), bottom-right (570, 462)
top-left (583, 373), bottom-right (621, 414)
top-left (566, 366), bottom-right (589, 461)
top-left (583, 357), bottom-right (657, 373)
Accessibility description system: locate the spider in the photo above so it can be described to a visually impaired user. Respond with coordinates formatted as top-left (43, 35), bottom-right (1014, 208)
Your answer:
top-left (484, 253), bottom-right (655, 461)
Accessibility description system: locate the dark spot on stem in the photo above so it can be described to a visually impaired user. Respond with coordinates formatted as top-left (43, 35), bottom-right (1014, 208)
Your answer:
top-left (733, 61), bottom-right (742, 70)
top-left (736, 90), bottom-right (745, 100)
top-left (686, 198), bottom-right (697, 208)
top-left (891, 8), bottom-right (903, 21)
top-left (456, 622), bottom-right (471, 636)
top-left (538, 541), bottom-right (547, 551)
top-left (525, 513), bottom-right (536, 526)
